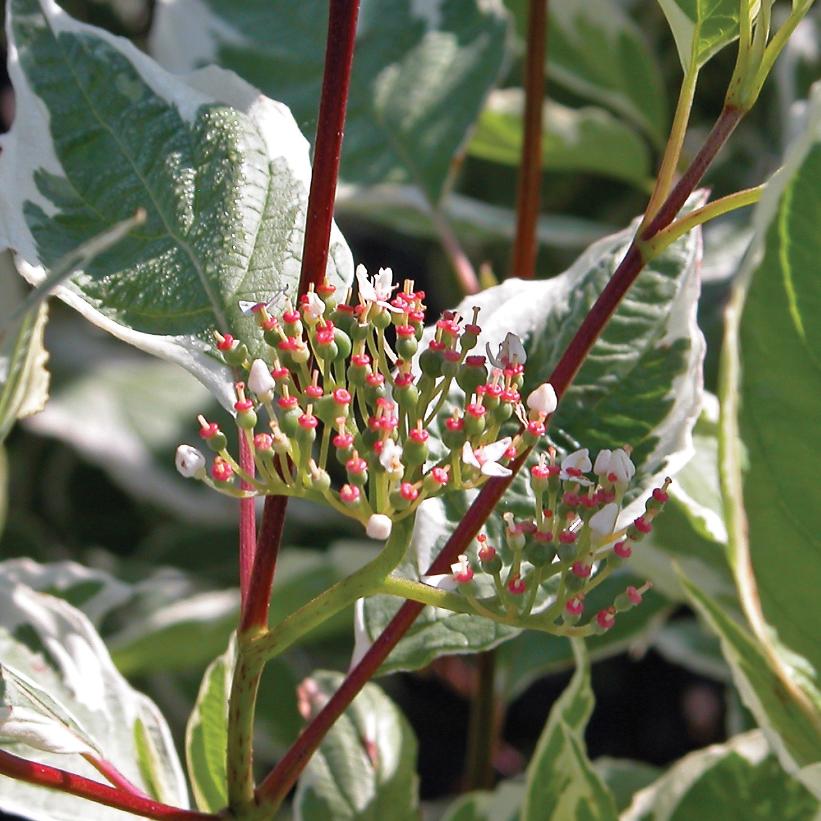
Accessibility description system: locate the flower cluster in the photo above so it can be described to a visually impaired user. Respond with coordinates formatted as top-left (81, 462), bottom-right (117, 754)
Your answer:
top-left (444, 446), bottom-right (669, 634)
top-left (176, 266), bottom-right (558, 541)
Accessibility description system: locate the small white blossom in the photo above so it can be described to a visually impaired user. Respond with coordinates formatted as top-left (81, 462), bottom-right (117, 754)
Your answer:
top-left (593, 448), bottom-right (636, 488)
top-left (560, 448), bottom-right (592, 481)
top-left (589, 502), bottom-right (619, 538)
top-left (487, 332), bottom-right (526, 369)
top-left (303, 291), bottom-right (326, 321)
top-left (175, 445), bottom-right (206, 479)
top-left (356, 264), bottom-right (400, 310)
top-left (248, 359), bottom-right (275, 399)
top-left (238, 286), bottom-right (289, 316)
top-left (379, 439), bottom-right (404, 478)
top-left (366, 513), bottom-right (393, 541)
top-left (462, 437), bottom-right (513, 477)
top-left (526, 383), bottom-right (558, 416)
top-left (450, 554), bottom-right (473, 581)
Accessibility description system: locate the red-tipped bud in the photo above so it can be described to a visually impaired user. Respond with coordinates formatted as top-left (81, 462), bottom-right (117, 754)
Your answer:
top-left (613, 541), bottom-right (632, 559)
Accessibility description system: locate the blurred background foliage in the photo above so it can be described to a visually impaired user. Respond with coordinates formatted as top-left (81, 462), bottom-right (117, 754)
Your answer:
top-left (0, 0), bottom-right (818, 810)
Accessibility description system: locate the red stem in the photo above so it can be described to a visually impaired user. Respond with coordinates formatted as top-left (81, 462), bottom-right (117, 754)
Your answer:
top-left (239, 0), bottom-right (360, 631)
top-left (238, 430), bottom-right (256, 614)
top-left (297, 0), bottom-right (360, 295)
top-left (509, 0), bottom-right (548, 280)
top-left (641, 106), bottom-right (743, 239)
top-left (240, 494), bottom-right (288, 632)
top-left (255, 97), bottom-right (746, 811)
top-left (84, 754), bottom-right (152, 800)
top-left (0, 750), bottom-right (213, 820)
top-left (255, 452), bottom-right (528, 805)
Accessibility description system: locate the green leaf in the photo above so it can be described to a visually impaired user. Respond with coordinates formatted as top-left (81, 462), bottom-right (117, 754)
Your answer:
top-left (522, 640), bottom-right (617, 821)
top-left (0, 0), bottom-right (352, 406)
top-left (506, 0), bottom-right (667, 144)
top-left (0, 573), bottom-right (188, 818)
top-left (592, 758), bottom-right (661, 813)
top-left (185, 636), bottom-right (233, 812)
top-left (361, 199), bottom-right (705, 668)
top-left (294, 670), bottom-right (419, 821)
top-left (0, 664), bottom-right (100, 756)
top-left (496, 575), bottom-right (673, 699)
top-left (718, 80), bottom-right (821, 769)
top-left (652, 617), bottom-right (731, 682)
top-left (655, 0), bottom-right (751, 71)
top-left (24, 328), bottom-right (231, 523)
top-left (0, 252), bottom-right (49, 444)
top-left (726, 86), bottom-right (821, 670)
top-left (682, 577), bottom-right (821, 783)
top-left (623, 730), bottom-right (818, 820)
top-left (336, 185), bottom-right (611, 251)
top-left (469, 89), bottom-right (651, 187)
top-left (151, 0), bottom-right (509, 205)
top-left (441, 779), bottom-right (525, 821)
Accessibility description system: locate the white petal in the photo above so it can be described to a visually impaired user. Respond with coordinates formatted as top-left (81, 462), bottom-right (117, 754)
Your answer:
top-left (175, 445), bottom-right (205, 478)
top-left (480, 436), bottom-right (512, 464)
top-left (356, 264), bottom-right (376, 302)
top-left (365, 513), bottom-right (393, 541)
top-left (375, 267), bottom-right (394, 300)
top-left (611, 449), bottom-right (636, 483)
top-left (238, 299), bottom-right (260, 316)
top-left (481, 461), bottom-right (513, 477)
top-left (349, 599), bottom-right (371, 670)
top-left (503, 332), bottom-right (526, 365)
top-left (526, 383), bottom-right (557, 415)
top-left (593, 449), bottom-right (612, 476)
top-left (589, 502), bottom-right (620, 536)
top-left (562, 448), bottom-right (591, 473)
top-left (421, 573), bottom-right (458, 591)
top-left (248, 358), bottom-right (275, 397)
top-left (304, 291), bottom-right (326, 320)
top-left (462, 441), bottom-right (481, 469)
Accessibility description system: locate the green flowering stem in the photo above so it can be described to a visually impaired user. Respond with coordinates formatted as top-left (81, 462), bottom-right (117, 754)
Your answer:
top-left (641, 60), bottom-right (699, 227)
top-left (377, 576), bottom-right (474, 613)
top-left (641, 185), bottom-right (764, 260)
top-left (227, 517), bottom-right (413, 813)
top-left (248, 518), bottom-right (414, 665)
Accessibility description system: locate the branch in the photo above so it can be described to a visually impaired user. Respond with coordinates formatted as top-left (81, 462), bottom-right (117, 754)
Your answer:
top-left (509, 0), bottom-right (549, 280)
top-left (238, 430), bottom-right (257, 613)
top-left (0, 750), bottom-right (213, 821)
top-left (255, 87), bottom-right (749, 815)
top-left (240, 495), bottom-right (289, 633)
top-left (298, 0), bottom-right (361, 294)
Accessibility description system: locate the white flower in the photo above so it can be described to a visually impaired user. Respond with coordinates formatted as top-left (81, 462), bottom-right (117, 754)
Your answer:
top-left (356, 264), bottom-right (400, 310)
top-left (462, 436), bottom-right (513, 477)
top-left (593, 448), bottom-right (636, 487)
top-left (560, 448), bottom-right (592, 481)
top-left (589, 502), bottom-right (619, 538)
top-left (366, 513), bottom-right (393, 541)
top-left (248, 359), bottom-right (275, 398)
top-left (238, 285), bottom-right (289, 316)
top-left (487, 332), bottom-right (526, 369)
top-left (526, 383), bottom-right (558, 416)
top-left (379, 439), bottom-right (404, 478)
top-left (303, 291), bottom-right (326, 321)
top-left (450, 554), bottom-right (474, 581)
top-left (175, 445), bottom-right (206, 479)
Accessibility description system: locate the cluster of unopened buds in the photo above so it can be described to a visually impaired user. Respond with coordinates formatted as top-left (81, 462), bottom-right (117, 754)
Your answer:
top-left (175, 265), bottom-right (558, 541)
top-left (443, 447), bottom-right (669, 634)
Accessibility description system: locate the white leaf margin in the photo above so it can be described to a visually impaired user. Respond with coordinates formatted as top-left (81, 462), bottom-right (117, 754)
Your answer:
top-left (0, 579), bottom-right (189, 817)
top-left (0, 0), bottom-right (353, 409)
top-left (623, 730), bottom-right (810, 819)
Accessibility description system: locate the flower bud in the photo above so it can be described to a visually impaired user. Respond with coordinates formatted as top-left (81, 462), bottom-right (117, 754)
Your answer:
top-left (175, 445), bottom-right (206, 479)
top-left (366, 513), bottom-right (393, 541)
top-left (248, 359), bottom-right (275, 399)
top-left (526, 383), bottom-right (558, 417)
